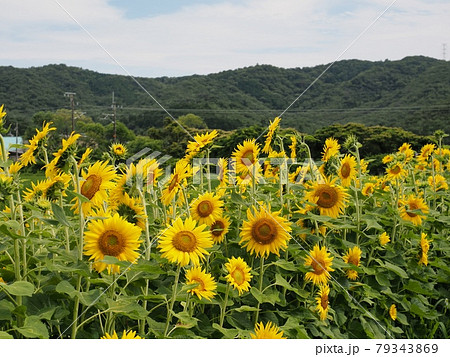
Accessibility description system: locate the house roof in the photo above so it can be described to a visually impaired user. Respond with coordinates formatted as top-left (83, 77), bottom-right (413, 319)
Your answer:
top-left (2, 136), bottom-right (23, 151)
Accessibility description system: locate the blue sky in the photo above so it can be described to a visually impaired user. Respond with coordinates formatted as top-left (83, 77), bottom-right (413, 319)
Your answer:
top-left (0, 0), bottom-right (448, 77)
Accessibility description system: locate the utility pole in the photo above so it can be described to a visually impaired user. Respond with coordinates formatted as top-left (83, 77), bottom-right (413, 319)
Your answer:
top-left (112, 91), bottom-right (117, 141)
top-left (64, 92), bottom-right (76, 132)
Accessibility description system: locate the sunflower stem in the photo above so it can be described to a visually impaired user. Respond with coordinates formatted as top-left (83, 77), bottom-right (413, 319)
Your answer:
top-left (254, 256), bottom-right (265, 324)
top-left (219, 284), bottom-right (230, 327)
top-left (164, 264), bottom-right (181, 337)
top-left (139, 189), bottom-right (151, 336)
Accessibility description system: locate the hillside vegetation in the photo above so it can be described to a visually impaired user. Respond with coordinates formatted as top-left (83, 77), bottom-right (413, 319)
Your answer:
top-left (1, 56), bottom-right (449, 136)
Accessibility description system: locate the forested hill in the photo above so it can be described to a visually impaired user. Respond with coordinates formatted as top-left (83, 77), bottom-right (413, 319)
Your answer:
top-left (1, 56), bottom-right (449, 136)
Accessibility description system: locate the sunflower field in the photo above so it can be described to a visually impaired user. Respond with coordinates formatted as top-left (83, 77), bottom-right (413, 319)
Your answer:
top-left (0, 104), bottom-right (449, 339)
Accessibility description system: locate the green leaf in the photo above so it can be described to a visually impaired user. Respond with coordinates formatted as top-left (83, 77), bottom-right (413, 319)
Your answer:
top-left (55, 281), bottom-right (76, 297)
top-left (66, 190), bottom-right (90, 204)
top-left (396, 312), bottom-right (409, 325)
top-left (2, 281), bottom-right (34, 297)
top-left (173, 311), bottom-right (199, 328)
top-left (0, 331), bottom-right (13, 339)
top-left (232, 305), bottom-right (259, 312)
top-left (375, 272), bottom-right (391, 287)
top-left (0, 224), bottom-right (23, 240)
top-left (250, 287), bottom-right (279, 305)
top-left (15, 316), bottom-right (49, 339)
top-left (0, 300), bottom-right (14, 321)
top-left (107, 298), bottom-right (148, 319)
top-left (272, 259), bottom-right (297, 271)
top-left (212, 323), bottom-right (239, 339)
top-left (51, 203), bottom-right (70, 227)
top-left (404, 280), bottom-right (433, 296)
top-left (383, 261), bottom-right (408, 279)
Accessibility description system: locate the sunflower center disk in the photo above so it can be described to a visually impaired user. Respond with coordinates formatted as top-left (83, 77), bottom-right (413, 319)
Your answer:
top-left (391, 165), bottom-right (401, 175)
top-left (341, 163), bottom-right (351, 178)
top-left (316, 185), bottom-right (338, 209)
top-left (252, 218), bottom-right (277, 245)
top-left (168, 173), bottom-right (179, 191)
top-left (241, 150), bottom-right (255, 166)
top-left (192, 277), bottom-right (205, 290)
top-left (99, 230), bottom-right (125, 257)
top-left (231, 268), bottom-right (245, 285)
top-left (172, 231), bottom-right (197, 252)
top-left (406, 203), bottom-right (418, 217)
top-left (311, 258), bottom-right (326, 275)
top-left (321, 294), bottom-right (328, 309)
top-left (81, 174), bottom-right (102, 200)
top-left (211, 221), bottom-right (225, 237)
top-left (197, 200), bottom-right (213, 217)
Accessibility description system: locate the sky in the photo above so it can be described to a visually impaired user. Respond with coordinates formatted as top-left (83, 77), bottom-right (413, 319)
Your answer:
top-left (0, 0), bottom-right (449, 78)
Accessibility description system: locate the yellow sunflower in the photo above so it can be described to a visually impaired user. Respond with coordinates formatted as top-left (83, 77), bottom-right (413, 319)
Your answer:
top-left (32, 121), bottom-right (56, 143)
top-left (84, 213), bottom-right (142, 274)
top-left (0, 104), bottom-right (6, 126)
top-left (74, 161), bottom-right (117, 215)
top-left (158, 216), bottom-right (213, 266)
top-left (239, 204), bottom-right (291, 258)
top-left (262, 117), bottom-right (281, 154)
top-left (43, 172), bottom-right (71, 201)
top-left (216, 158), bottom-right (229, 189)
top-left (304, 244), bottom-right (334, 286)
top-left (418, 143), bottom-right (436, 161)
top-left (389, 304), bottom-right (397, 321)
top-left (289, 135), bottom-right (297, 159)
top-left (342, 246), bottom-right (362, 280)
top-left (305, 177), bottom-right (348, 218)
top-left (386, 162), bottom-right (407, 181)
top-left (161, 160), bottom-right (190, 206)
top-left (428, 174), bottom-right (448, 192)
top-left (190, 192), bottom-right (224, 226)
top-left (361, 182), bottom-right (375, 196)
top-left (19, 142), bottom-right (37, 166)
top-left (101, 330), bottom-right (142, 339)
top-left (382, 154), bottom-right (394, 164)
top-left (418, 233), bottom-right (430, 266)
top-left (111, 143), bottom-right (127, 158)
top-left (209, 216), bottom-right (230, 243)
top-left (225, 256), bottom-right (252, 295)
top-left (185, 130), bottom-right (218, 160)
top-left (8, 162), bottom-right (23, 175)
top-left (250, 321), bottom-right (286, 339)
top-left (338, 154), bottom-right (357, 187)
top-left (185, 266), bottom-right (217, 301)
top-left (53, 132), bottom-right (81, 163)
top-left (321, 137), bottom-right (340, 162)
top-left (23, 180), bottom-right (49, 202)
top-left (232, 139), bottom-right (260, 175)
top-left (399, 194), bottom-right (429, 226)
top-left (379, 232), bottom-right (390, 246)
top-left (78, 147), bottom-right (93, 166)
top-left (315, 284), bottom-right (330, 320)
top-left (112, 192), bottom-right (146, 230)
top-left (397, 143), bottom-right (414, 162)
top-left (0, 277), bottom-right (6, 284)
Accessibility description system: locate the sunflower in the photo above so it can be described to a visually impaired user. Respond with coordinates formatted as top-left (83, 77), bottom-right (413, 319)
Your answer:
top-left (315, 284), bottom-right (330, 320)
top-left (389, 304), bottom-right (397, 321)
top-left (111, 143), bottom-right (127, 158)
top-left (78, 147), bottom-right (92, 166)
top-left (8, 162), bottom-right (23, 175)
top-left (216, 158), bottom-right (229, 189)
top-left (225, 256), bottom-right (252, 295)
top-left (185, 266), bottom-right (217, 301)
top-left (305, 177), bottom-right (348, 219)
top-left (239, 204), bottom-right (291, 258)
top-left (342, 246), bottom-right (362, 280)
top-left (250, 321), bottom-right (286, 339)
top-left (190, 192), bottom-right (224, 226)
top-left (379, 232), bottom-right (390, 246)
top-left (382, 154), bottom-right (394, 164)
top-left (32, 121), bottom-right (56, 143)
top-left (289, 135), bottom-right (297, 159)
top-left (397, 143), bottom-right (414, 162)
top-left (304, 244), bottom-right (334, 286)
top-left (232, 139), bottom-right (260, 175)
top-left (43, 172), bottom-right (71, 201)
top-left (386, 162), bottom-right (407, 181)
top-left (84, 213), bottom-right (142, 274)
top-left (418, 143), bottom-right (436, 161)
top-left (295, 205), bottom-right (326, 240)
top-left (101, 330), bottom-right (142, 339)
top-left (0, 104), bottom-right (6, 127)
top-left (418, 233), bottom-right (430, 266)
top-left (263, 150), bottom-right (287, 181)
top-left (19, 142), bottom-right (37, 166)
top-left (161, 160), bottom-right (190, 206)
top-left (262, 117), bottom-right (281, 154)
top-left (0, 277), bottom-right (5, 284)
top-left (209, 216), bottom-right (230, 243)
top-left (361, 182), bottom-right (375, 196)
top-left (321, 138), bottom-right (340, 162)
top-left (74, 161), bottom-right (117, 215)
top-left (338, 154), bottom-right (357, 187)
top-left (428, 174), bottom-right (448, 192)
top-left (185, 130), bottom-right (218, 160)
top-left (52, 132), bottom-right (81, 163)
top-left (399, 194), bottom-right (429, 226)
top-left (23, 180), bottom-right (49, 202)
top-left (112, 192), bottom-right (146, 230)
top-left (158, 216), bottom-right (212, 266)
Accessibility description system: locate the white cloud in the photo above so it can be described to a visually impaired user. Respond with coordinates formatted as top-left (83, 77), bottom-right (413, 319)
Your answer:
top-left (0, 0), bottom-right (448, 77)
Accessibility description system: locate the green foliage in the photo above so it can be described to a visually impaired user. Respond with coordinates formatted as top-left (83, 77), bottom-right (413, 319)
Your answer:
top-left (1, 57), bottom-right (449, 139)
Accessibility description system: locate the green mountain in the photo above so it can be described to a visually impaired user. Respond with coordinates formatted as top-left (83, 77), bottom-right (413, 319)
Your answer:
top-left (1, 56), bottom-right (449, 136)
